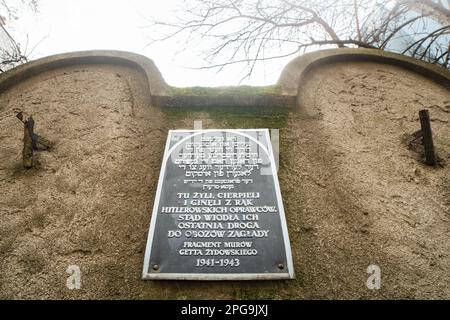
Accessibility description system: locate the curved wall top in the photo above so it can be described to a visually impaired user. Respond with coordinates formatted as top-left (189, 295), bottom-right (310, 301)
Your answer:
top-left (0, 50), bottom-right (168, 96)
top-left (1, 48), bottom-right (448, 103)
top-left (278, 48), bottom-right (450, 96)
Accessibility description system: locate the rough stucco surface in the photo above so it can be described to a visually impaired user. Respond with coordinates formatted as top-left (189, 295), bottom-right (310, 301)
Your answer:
top-left (277, 48), bottom-right (450, 95)
top-left (0, 59), bottom-right (449, 299)
top-left (286, 61), bottom-right (450, 299)
top-left (0, 50), bottom-right (168, 96)
top-left (0, 64), bottom-right (167, 299)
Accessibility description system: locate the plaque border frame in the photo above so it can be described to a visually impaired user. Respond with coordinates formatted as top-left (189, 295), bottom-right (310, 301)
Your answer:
top-left (142, 129), bottom-right (295, 280)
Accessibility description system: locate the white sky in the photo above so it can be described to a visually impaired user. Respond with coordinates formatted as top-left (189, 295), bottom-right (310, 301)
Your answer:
top-left (7, 0), bottom-right (292, 87)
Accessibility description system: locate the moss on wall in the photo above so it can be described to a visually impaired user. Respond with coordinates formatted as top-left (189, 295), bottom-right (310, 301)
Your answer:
top-left (165, 84), bottom-right (282, 96)
top-left (162, 105), bottom-right (289, 130)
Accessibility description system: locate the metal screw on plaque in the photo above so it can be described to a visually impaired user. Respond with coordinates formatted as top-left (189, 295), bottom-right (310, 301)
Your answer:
top-left (409, 109), bottom-right (437, 166)
top-left (153, 264), bottom-right (159, 271)
top-left (278, 263), bottom-right (284, 270)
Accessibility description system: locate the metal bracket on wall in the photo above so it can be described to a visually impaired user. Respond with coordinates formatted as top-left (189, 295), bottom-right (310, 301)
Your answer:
top-left (16, 111), bottom-right (53, 168)
top-left (409, 109), bottom-right (437, 166)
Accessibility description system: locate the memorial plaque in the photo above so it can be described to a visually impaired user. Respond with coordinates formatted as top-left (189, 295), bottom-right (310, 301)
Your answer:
top-left (142, 129), bottom-right (294, 280)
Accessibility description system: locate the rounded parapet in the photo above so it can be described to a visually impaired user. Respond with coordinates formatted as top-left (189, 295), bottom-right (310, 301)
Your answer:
top-left (278, 48), bottom-right (450, 96)
top-left (0, 50), bottom-right (168, 96)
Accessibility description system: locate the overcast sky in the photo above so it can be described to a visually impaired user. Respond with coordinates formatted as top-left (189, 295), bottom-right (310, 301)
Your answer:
top-left (8, 0), bottom-right (291, 87)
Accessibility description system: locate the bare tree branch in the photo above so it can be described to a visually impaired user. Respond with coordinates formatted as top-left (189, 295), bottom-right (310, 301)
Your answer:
top-left (147, 0), bottom-right (450, 77)
top-left (0, 0), bottom-right (39, 72)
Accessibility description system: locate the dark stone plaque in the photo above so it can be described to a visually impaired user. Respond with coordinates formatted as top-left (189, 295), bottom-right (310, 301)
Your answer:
top-left (142, 129), bottom-right (294, 280)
